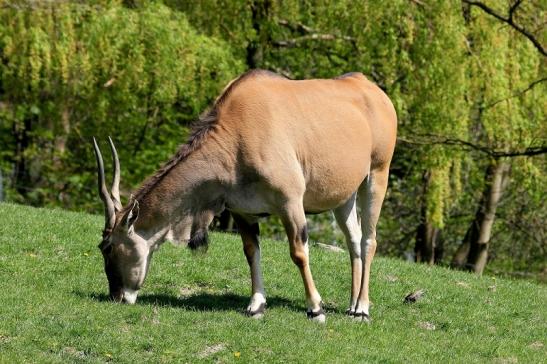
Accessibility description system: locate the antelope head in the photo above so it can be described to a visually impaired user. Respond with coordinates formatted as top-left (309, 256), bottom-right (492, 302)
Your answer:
top-left (93, 137), bottom-right (150, 304)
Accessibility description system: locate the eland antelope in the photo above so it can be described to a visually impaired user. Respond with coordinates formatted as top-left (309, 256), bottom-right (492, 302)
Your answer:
top-left (93, 69), bottom-right (397, 322)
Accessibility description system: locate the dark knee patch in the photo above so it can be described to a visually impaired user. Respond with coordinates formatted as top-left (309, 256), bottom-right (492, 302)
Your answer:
top-left (290, 251), bottom-right (305, 268)
top-left (300, 225), bottom-right (308, 243)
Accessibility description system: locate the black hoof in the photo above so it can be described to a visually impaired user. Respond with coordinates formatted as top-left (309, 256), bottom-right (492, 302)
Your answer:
top-left (307, 306), bottom-right (326, 323)
top-left (306, 308), bottom-right (325, 319)
top-left (352, 311), bottom-right (371, 323)
top-left (346, 308), bottom-right (356, 316)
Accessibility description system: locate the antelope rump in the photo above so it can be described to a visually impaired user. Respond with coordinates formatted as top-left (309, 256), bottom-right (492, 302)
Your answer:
top-left (92, 69), bottom-right (397, 322)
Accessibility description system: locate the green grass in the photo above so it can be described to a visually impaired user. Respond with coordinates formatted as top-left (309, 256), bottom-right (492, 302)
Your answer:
top-left (0, 203), bottom-right (545, 363)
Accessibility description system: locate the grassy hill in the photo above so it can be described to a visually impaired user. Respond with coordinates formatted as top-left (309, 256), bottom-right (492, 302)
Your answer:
top-left (0, 202), bottom-right (545, 363)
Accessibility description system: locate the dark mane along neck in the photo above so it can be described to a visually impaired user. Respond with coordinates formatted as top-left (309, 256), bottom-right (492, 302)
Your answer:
top-left (130, 69), bottom-right (282, 206)
top-left (130, 110), bottom-right (217, 205)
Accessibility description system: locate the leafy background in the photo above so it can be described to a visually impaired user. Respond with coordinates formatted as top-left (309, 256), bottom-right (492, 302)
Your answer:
top-left (0, 0), bottom-right (545, 279)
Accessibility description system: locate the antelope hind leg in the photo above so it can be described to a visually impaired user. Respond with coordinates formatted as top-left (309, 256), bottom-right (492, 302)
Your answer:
top-left (354, 168), bottom-right (389, 323)
top-left (333, 193), bottom-right (362, 316)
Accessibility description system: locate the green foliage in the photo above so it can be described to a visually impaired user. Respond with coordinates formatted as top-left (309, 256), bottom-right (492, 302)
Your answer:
top-left (1, 203), bottom-right (546, 362)
top-left (466, 7), bottom-right (544, 151)
top-left (0, 0), bottom-right (243, 209)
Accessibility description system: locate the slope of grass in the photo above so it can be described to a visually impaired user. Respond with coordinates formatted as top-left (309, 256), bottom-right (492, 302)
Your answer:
top-left (0, 202), bottom-right (545, 363)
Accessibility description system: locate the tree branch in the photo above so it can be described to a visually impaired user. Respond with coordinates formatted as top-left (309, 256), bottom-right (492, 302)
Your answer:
top-left (462, 0), bottom-right (546, 56)
top-left (272, 33), bottom-right (356, 48)
top-left (483, 77), bottom-right (547, 110)
top-left (407, 0), bottom-right (427, 7)
top-left (275, 19), bottom-right (357, 49)
top-left (508, 0), bottom-right (523, 23)
top-left (277, 19), bottom-right (316, 34)
top-left (397, 133), bottom-right (547, 158)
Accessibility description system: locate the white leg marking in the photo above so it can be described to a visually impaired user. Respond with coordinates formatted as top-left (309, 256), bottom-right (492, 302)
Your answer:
top-left (247, 293), bottom-right (266, 312)
top-left (247, 248), bottom-right (267, 317)
top-left (122, 288), bottom-right (139, 304)
top-left (312, 313), bottom-right (326, 323)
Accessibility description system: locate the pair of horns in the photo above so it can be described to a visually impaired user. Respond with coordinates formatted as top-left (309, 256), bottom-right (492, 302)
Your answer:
top-left (92, 137), bottom-right (122, 231)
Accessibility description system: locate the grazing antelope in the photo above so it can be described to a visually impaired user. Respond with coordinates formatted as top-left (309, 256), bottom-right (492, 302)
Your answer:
top-left (93, 70), bottom-right (397, 322)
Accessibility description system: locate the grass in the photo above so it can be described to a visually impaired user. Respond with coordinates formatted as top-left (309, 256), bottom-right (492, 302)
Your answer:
top-left (0, 202), bottom-right (545, 363)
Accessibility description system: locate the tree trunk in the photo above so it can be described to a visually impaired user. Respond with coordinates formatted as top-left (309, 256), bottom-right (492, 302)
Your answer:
top-left (0, 169), bottom-right (4, 201)
top-left (415, 170), bottom-right (443, 264)
top-left (434, 231), bottom-right (444, 263)
top-left (54, 105), bottom-right (72, 205)
top-left (53, 106), bottom-right (71, 168)
top-left (451, 232), bottom-right (470, 268)
top-left (451, 159), bottom-right (511, 274)
top-left (415, 214), bottom-right (442, 265)
top-left (246, 0), bottom-right (271, 68)
top-left (12, 117), bottom-right (32, 197)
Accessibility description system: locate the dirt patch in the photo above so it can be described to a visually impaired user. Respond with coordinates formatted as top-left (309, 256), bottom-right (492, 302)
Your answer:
top-left (197, 343), bottom-right (226, 359)
top-left (417, 321), bottom-right (436, 331)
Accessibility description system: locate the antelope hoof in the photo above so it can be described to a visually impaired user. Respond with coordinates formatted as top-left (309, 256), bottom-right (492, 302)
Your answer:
top-left (352, 311), bottom-right (371, 323)
top-left (307, 308), bottom-right (326, 323)
top-left (346, 308), bottom-right (356, 316)
top-left (245, 302), bottom-right (266, 319)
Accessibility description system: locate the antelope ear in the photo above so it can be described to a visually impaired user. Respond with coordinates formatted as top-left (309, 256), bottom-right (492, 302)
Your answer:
top-left (123, 200), bottom-right (140, 231)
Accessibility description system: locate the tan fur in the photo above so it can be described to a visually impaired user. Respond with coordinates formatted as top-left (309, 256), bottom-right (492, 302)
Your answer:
top-left (96, 70), bottom-right (397, 318)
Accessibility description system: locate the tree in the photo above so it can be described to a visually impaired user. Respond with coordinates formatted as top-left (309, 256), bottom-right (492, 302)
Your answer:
top-left (0, 1), bottom-right (243, 209)
top-left (449, 3), bottom-right (545, 274)
top-left (462, 0), bottom-right (546, 56)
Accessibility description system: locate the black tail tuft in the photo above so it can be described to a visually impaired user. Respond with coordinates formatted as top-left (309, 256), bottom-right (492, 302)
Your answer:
top-left (188, 229), bottom-right (209, 253)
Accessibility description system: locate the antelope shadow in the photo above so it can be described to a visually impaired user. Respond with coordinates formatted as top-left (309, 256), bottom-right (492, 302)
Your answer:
top-left (76, 290), bottom-right (321, 313)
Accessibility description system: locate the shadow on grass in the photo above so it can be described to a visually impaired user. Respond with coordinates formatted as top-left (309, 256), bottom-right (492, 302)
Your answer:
top-left (74, 290), bottom-right (321, 314)
top-left (140, 292), bottom-right (305, 313)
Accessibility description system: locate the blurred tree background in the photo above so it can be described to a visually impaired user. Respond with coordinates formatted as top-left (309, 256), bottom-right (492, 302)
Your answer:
top-left (0, 0), bottom-right (545, 280)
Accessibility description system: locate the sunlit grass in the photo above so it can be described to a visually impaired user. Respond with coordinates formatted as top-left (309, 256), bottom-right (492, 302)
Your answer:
top-left (0, 202), bottom-right (545, 363)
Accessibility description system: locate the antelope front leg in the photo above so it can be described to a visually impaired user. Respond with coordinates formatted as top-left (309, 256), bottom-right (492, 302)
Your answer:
top-left (232, 213), bottom-right (266, 318)
top-left (281, 204), bottom-right (325, 322)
